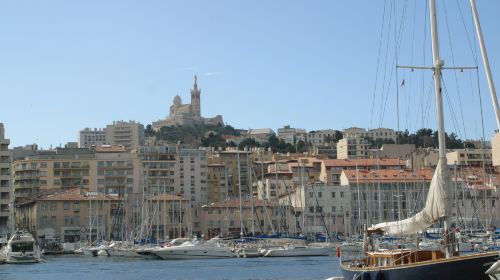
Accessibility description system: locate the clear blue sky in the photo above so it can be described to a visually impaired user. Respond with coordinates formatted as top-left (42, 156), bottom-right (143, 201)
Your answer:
top-left (1, 0), bottom-right (500, 148)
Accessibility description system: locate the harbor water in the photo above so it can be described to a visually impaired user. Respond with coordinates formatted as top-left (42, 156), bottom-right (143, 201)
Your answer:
top-left (0, 255), bottom-right (342, 280)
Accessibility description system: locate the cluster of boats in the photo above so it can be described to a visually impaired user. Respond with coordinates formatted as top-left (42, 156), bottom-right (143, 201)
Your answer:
top-left (74, 237), bottom-right (333, 260)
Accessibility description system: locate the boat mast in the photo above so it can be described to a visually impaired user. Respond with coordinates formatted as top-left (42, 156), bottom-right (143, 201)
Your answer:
top-left (470, 0), bottom-right (500, 129)
top-left (429, 0), bottom-right (451, 258)
top-left (237, 152), bottom-right (244, 238)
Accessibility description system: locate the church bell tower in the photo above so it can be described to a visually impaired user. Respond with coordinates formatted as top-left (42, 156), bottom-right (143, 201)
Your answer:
top-left (190, 75), bottom-right (201, 118)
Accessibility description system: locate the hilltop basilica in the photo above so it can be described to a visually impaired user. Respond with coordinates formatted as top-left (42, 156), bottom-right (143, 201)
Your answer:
top-left (152, 76), bottom-right (224, 131)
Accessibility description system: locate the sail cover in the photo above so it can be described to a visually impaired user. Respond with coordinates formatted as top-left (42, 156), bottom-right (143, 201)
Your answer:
top-left (368, 159), bottom-right (448, 236)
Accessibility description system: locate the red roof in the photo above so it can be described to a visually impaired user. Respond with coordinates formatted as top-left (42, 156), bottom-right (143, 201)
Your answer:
top-left (342, 169), bottom-right (433, 183)
top-left (323, 158), bottom-right (405, 168)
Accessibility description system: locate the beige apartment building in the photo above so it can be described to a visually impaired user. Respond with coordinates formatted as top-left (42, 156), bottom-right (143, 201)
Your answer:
top-left (145, 193), bottom-right (191, 240)
top-left (12, 148), bottom-right (96, 199)
top-left (207, 163), bottom-right (227, 203)
top-left (201, 198), bottom-right (284, 238)
top-left (105, 120), bottom-right (145, 150)
top-left (336, 137), bottom-right (372, 159)
top-left (15, 188), bottom-right (122, 243)
top-left (0, 123), bottom-right (11, 233)
top-left (210, 150), bottom-right (253, 199)
top-left (446, 149), bottom-right (492, 167)
top-left (94, 145), bottom-right (142, 196)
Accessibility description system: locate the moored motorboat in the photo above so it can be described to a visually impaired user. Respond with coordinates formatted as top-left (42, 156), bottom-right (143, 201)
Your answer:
top-left (3, 231), bottom-right (42, 264)
top-left (152, 239), bottom-right (235, 260)
top-left (263, 243), bottom-right (331, 257)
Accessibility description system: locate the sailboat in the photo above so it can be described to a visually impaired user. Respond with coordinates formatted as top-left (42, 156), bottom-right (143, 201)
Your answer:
top-left (340, 1), bottom-right (499, 279)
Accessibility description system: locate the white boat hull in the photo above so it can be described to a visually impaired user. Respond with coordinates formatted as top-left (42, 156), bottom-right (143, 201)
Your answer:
top-left (153, 245), bottom-right (235, 259)
top-left (264, 246), bottom-right (331, 257)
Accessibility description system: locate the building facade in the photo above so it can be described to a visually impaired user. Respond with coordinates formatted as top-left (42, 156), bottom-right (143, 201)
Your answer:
top-left (78, 128), bottom-right (106, 148)
top-left (0, 123), bottom-right (11, 233)
top-left (446, 149), bottom-right (492, 167)
top-left (15, 188), bottom-right (122, 244)
top-left (105, 121), bottom-right (145, 150)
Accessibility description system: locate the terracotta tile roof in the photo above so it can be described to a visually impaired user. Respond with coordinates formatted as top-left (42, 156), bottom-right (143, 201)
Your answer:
top-left (323, 158), bottom-right (405, 168)
top-left (38, 188), bottom-right (120, 201)
top-left (203, 198), bottom-right (279, 209)
top-left (93, 145), bottom-right (127, 153)
top-left (342, 169), bottom-right (433, 183)
top-left (148, 193), bottom-right (188, 201)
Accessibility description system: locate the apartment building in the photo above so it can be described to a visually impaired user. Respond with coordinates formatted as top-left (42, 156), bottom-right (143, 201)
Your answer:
top-left (446, 149), bottom-right (492, 167)
top-left (207, 163), bottom-right (227, 203)
top-left (105, 120), bottom-right (145, 150)
top-left (308, 129), bottom-right (341, 147)
top-left (145, 193), bottom-right (191, 240)
top-left (280, 182), bottom-right (349, 238)
top-left (201, 198), bottom-right (283, 238)
top-left (277, 125), bottom-right (307, 145)
top-left (340, 169), bottom-right (433, 235)
top-left (94, 145), bottom-right (142, 196)
top-left (211, 150), bottom-right (253, 199)
top-left (78, 128), bottom-right (106, 148)
top-left (12, 148), bottom-right (96, 199)
top-left (0, 123), bottom-right (11, 233)
top-left (15, 188), bottom-right (122, 243)
top-left (336, 137), bottom-right (372, 159)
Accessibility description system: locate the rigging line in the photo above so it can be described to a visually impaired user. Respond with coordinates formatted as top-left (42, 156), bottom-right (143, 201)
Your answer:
top-left (442, 0), bottom-right (467, 141)
top-left (442, 78), bottom-right (463, 140)
top-left (468, 70), bottom-right (480, 137)
top-left (369, 0), bottom-right (389, 130)
top-left (456, 0), bottom-right (479, 66)
top-left (405, 0), bottom-right (418, 132)
top-left (378, 0), bottom-right (394, 127)
top-left (380, 0), bottom-right (409, 127)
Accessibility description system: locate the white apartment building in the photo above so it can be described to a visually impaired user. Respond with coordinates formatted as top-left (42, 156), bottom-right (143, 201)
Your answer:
top-left (343, 127), bottom-right (398, 143)
top-left (78, 128), bottom-right (106, 148)
top-left (279, 182), bottom-right (349, 239)
top-left (277, 125), bottom-right (307, 145)
top-left (308, 129), bottom-right (340, 147)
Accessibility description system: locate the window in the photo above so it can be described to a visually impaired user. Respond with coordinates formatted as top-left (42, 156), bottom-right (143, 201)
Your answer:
top-left (63, 202), bottom-right (69, 210)
top-left (309, 206), bottom-right (314, 213)
top-left (340, 192), bottom-right (344, 198)
top-left (64, 216), bottom-right (70, 225)
top-left (332, 192), bottom-right (336, 198)
top-left (318, 192), bottom-right (322, 198)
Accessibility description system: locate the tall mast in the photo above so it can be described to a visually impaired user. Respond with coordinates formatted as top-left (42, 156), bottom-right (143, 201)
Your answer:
top-left (429, 0), bottom-right (451, 258)
top-left (470, 0), bottom-right (500, 129)
top-left (429, 0), bottom-right (446, 161)
top-left (237, 152), bottom-right (244, 238)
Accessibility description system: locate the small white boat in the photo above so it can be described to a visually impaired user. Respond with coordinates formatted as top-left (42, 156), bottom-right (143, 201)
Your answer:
top-left (152, 239), bottom-right (235, 260)
top-left (263, 243), bottom-right (331, 257)
top-left (3, 231), bottom-right (42, 264)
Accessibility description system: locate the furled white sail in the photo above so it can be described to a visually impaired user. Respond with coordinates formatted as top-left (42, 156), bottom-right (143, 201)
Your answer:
top-left (368, 159), bottom-right (448, 236)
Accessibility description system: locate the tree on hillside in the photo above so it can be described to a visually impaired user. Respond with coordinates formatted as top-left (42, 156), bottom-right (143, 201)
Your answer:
top-left (238, 138), bottom-right (260, 150)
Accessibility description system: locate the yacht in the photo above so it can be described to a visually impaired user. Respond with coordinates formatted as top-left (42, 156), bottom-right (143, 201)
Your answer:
top-left (263, 243), bottom-right (331, 257)
top-left (3, 231), bottom-right (41, 264)
top-left (152, 238), bottom-right (235, 260)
